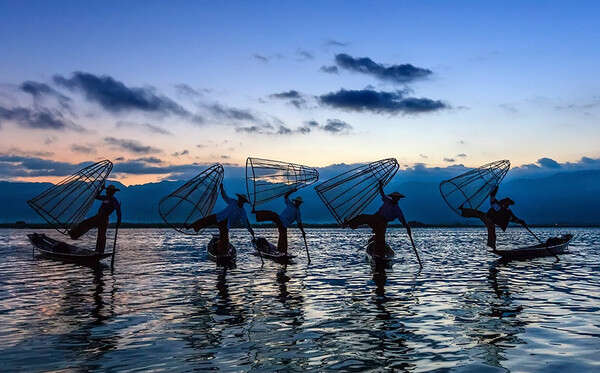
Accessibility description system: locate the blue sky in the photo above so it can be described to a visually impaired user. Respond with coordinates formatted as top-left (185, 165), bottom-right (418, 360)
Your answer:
top-left (1, 1), bottom-right (599, 184)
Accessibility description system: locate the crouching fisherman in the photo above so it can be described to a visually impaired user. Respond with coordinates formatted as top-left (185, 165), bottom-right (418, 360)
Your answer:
top-left (344, 181), bottom-right (412, 256)
top-left (187, 184), bottom-right (255, 255)
top-left (69, 184), bottom-right (121, 253)
top-left (459, 186), bottom-right (525, 250)
top-left (252, 188), bottom-right (306, 254)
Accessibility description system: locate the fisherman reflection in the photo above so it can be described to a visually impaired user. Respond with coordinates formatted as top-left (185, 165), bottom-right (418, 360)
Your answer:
top-left (459, 186), bottom-right (525, 251)
top-left (69, 184), bottom-right (121, 253)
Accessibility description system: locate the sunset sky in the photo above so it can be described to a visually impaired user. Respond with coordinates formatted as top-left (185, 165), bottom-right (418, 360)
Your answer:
top-left (1, 1), bottom-right (599, 185)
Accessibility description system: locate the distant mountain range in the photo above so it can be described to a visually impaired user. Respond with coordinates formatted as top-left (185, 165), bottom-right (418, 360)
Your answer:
top-left (2, 168), bottom-right (599, 226)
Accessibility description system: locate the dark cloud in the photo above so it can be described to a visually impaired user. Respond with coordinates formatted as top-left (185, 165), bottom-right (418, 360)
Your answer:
top-left (322, 119), bottom-right (352, 134)
top-left (0, 106), bottom-right (79, 130)
top-left (269, 90), bottom-right (307, 108)
top-left (221, 155), bottom-right (230, 159)
top-left (297, 125), bottom-right (312, 134)
top-left (277, 125), bottom-right (292, 135)
top-left (319, 89), bottom-right (447, 114)
top-left (172, 150), bottom-right (189, 157)
top-left (236, 125), bottom-right (264, 134)
top-left (419, 154), bottom-right (428, 159)
top-left (71, 144), bottom-right (96, 154)
top-left (253, 54), bottom-right (269, 63)
top-left (320, 65), bottom-right (339, 74)
top-left (206, 103), bottom-right (256, 122)
top-left (444, 158), bottom-right (455, 163)
top-left (131, 157), bottom-right (162, 164)
top-left (324, 39), bottom-right (348, 47)
top-left (334, 53), bottom-right (432, 84)
top-left (115, 121), bottom-right (172, 135)
top-left (104, 137), bottom-right (162, 154)
top-left (174, 83), bottom-right (201, 98)
top-left (53, 72), bottom-right (203, 123)
top-left (115, 157), bottom-right (125, 161)
top-left (0, 154), bottom-right (89, 177)
top-left (20, 81), bottom-right (71, 108)
top-left (6, 147), bottom-right (54, 158)
top-left (296, 49), bottom-right (314, 60)
top-left (305, 120), bottom-right (320, 127)
top-left (537, 157), bottom-right (561, 169)
top-left (456, 153), bottom-right (467, 158)
top-left (554, 97), bottom-right (600, 111)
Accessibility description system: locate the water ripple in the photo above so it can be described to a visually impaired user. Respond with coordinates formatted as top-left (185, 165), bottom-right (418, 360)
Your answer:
top-left (0, 227), bottom-right (598, 372)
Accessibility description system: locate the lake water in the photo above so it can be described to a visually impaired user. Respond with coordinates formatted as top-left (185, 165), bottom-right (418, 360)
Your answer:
top-left (0, 228), bottom-right (599, 372)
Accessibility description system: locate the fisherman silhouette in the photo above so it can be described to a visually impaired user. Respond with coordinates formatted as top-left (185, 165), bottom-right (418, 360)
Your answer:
top-left (187, 184), bottom-right (254, 255)
top-left (69, 183), bottom-right (121, 253)
top-left (459, 186), bottom-right (525, 250)
top-left (344, 181), bottom-right (412, 256)
top-left (252, 188), bottom-right (306, 254)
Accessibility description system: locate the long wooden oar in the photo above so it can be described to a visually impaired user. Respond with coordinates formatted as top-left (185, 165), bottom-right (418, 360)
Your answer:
top-left (408, 232), bottom-right (423, 268)
top-left (303, 234), bottom-right (311, 264)
top-left (111, 226), bottom-right (119, 269)
top-left (521, 222), bottom-right (559, 261)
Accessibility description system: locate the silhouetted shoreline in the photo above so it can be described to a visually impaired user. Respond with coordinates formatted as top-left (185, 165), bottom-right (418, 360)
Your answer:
top-left (2, 222), bottom-right (598, 229)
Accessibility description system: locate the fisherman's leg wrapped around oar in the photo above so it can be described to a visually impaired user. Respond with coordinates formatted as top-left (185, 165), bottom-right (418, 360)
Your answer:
top-left (254, 210), bottom-right (288, 253)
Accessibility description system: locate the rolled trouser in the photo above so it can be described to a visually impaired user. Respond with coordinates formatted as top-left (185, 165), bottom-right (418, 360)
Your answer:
top-left (96, 215), bottom-right (109, 254)
top-left (190, 214), bottom-right (230, 255)
top-left (348, 213), bottom-right (388, 255)
top-left (461, 208), bottom-right (496, 249)
top-left (254, 210), bottom-right (287, 252)
top-left (69, 214), bottom-right (109, 253)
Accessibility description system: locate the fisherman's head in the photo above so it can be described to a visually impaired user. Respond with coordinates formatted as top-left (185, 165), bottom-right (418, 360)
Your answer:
top-left (105, 184), bottom-right (120, 196)
top-left (499, 197), bottom-right (515, 208)
top-left (388, 191), bottom-right (405, 203)
top-left (236, 193), bottom-right (249, 207)
top-left (292, 196), bottom-right (303, 207)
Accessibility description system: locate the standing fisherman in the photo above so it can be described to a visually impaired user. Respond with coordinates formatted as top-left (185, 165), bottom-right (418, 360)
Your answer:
top-left (344, 181), bottom-right (412, 256)
top-left (252, 188), bottom-right (306, 254)
top-left (69, 184), bottom-right (121, 253)
top-left (187, 184), bottom-right (255, 255)
top-left (459, 186), bottom-right (525, 250)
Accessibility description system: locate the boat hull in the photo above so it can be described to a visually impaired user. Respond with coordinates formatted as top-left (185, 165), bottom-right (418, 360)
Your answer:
top-left (28, 233), bottom-right (112, 266)
top-left (495, 234), bottom-right (573, 260)
top-left (251, 237), bottom-right (296, 264)
top-left (207, 236), bottom-right (236, 266)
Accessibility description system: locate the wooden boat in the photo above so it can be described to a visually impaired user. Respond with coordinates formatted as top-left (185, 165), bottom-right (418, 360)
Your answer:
top-left (28, 233), bottom-right (112, 265)
top-left (251, 237), bottom-right (296, 264)
top-left (207, 235), bottom-right (236, 266)
top-left (495, 234), bottom-right (573, 260)
top-left (366, 239), bottom-right (395, 266)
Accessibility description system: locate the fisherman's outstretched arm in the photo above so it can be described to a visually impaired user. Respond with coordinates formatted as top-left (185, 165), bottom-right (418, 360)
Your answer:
top-left (378, 180), bottom-right (388, 200)
top-left (398, 210), bottom-right (412, 236)
top-left (297, 213), bottom-right (306, 237)
top-left (245, 217), bottom-right (255, 238)
top-left (284, 188), bottom-right (296, 200)
top-left (510, 212), bottom-right (525, 225)
top-left (220, 184), bottom-right (234, 204)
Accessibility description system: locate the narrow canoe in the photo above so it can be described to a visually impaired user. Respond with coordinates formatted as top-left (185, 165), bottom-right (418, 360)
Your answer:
top-left (366, 239), bottom-right (395, 265)
top-left (251, 237), bottom-right (296, 264)
top-left (207, 235), bottom-right (236, 266)
top-left (28, 233), bottom-right (112, 266)
top-left (495, 234), bottom-right (573, 260)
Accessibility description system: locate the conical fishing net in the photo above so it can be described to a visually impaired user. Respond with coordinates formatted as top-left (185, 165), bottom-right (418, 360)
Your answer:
top-left (246, 157), bottom-right (319, 209)
top-left (27, 160), bottom-right (113, 235)
top-left (315, 158), bottom-right (399, 226)
top-left (159, 163), bottom-right (224, 234)
top-left (439, 160), bottom-right (510, 215)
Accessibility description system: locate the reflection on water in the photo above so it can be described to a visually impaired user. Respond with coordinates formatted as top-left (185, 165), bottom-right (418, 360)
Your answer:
top-left (0, 227), bottom-right (599, 372)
